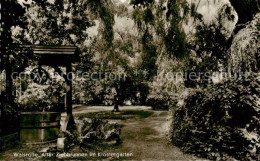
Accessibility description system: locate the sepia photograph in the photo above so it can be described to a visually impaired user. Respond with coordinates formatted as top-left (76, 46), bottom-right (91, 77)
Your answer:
top-left (0, 0), bottom-right (259, 160)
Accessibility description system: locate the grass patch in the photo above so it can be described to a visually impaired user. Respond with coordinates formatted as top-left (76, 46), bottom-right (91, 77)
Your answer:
top-left (76, 110), bottom-right (153, 120)
top-left (76, 112), bottom-right (132, 120)
top-left (120, 110), bottom-right (153, 119)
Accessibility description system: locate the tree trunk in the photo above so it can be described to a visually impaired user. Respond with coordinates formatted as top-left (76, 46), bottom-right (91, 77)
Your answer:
top-left (112, 85), bottom-right (120, 112)
top-left (6, 54), bottom-right (13, 105)
top-left (113, 99), bottom-right (120, 112)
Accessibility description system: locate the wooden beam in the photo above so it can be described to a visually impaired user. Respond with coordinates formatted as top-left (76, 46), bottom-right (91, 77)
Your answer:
top-left (20, 46), bottom-right (77, 55)
top-left (64, 63), bottom-right (75, 130)
top-left (65, 63), bottom-right (73, 115)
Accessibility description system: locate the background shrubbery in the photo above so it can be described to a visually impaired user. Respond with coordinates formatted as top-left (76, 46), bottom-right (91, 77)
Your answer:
top-left (146, 97), bottom-right (170, 110)
top-left (171, 73), bottom-right (260, 160)
top-left (15, 66), bottom-right (65, 112)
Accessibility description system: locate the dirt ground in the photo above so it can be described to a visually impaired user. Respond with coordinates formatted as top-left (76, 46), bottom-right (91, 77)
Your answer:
top-left (0, 107), bottom-right (201, 160)
top-left (101, 110), bottom-right (201, 160)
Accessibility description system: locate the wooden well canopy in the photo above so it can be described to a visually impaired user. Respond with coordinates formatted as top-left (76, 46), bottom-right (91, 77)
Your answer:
top-left (20, 45), bottom-right (80, 118)
top-left (21, 45), bottom-right (79, 66)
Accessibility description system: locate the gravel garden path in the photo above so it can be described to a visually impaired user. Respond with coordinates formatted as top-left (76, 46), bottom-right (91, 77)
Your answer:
top-left (100, 110), bottom-right (201, 160)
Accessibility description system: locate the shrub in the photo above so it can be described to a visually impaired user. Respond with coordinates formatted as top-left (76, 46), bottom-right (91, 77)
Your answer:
top-left (16, 83), bottom-right (58, 112)
top-left (228, 13), bottom-right (260, 73)
top-left (147, 97), bottom-right (170, 110)
top-left (62, 118), bottom-right (122, 150)
top-left (147, 56), bottom-right (186, 110)
top-left (171, 72), bottom-right (260, 160)
top-left (15, 66), bottom-right (65, 112)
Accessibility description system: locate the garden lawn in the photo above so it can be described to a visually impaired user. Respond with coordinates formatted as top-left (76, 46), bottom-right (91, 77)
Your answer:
top-left (75, 110), bottom-right (153, 120)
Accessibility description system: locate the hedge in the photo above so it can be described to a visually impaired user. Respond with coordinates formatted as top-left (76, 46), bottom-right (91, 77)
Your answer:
top-left (171, 73), bottom-right (260, 160)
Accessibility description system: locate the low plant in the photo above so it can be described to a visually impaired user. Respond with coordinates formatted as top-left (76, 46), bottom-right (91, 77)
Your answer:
top-left (62, 118), bottom-right (122, 150)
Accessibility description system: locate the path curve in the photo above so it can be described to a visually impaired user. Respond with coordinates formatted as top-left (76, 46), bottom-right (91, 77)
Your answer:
top-left (103, 110), bottom-right (201, 160)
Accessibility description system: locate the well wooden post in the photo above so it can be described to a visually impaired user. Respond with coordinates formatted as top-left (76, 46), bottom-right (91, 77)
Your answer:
top-left (65, 63), bottom-right (73, 116)
top-left (64, 63), bottom-right (75, 131)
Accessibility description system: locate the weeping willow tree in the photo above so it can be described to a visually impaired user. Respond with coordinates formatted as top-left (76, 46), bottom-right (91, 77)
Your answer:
top-left (227, 0), bottom-right (260, 73)
top-left (128, 0), bottom-right (259, 109)
top-left (87, 4), bottom-right (141, 111)
top-left (130, 0), bottom-right (199, 108)
top-left (131, 0), bottom-right (260, 82)
top-left (185, 0), bottom-right (260, 78)
top-left (131, 0), bottom-right (190, 77)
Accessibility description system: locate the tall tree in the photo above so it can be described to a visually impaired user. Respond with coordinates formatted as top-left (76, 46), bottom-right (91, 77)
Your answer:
top-left (1, 0), bottom-right (27, 105)
top-left (130, 0), bottom-right (191, 104)
top-left (89, 13), bottom-right (140, 111)
top-left (227, 0), bottom-right (260, 49)
top-left (0, 0), bottom-right (29, 136)
top-left (227, 0), bottom-right (260, 73)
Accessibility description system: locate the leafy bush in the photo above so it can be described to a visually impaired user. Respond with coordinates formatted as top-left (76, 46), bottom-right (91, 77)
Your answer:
top-left (147, 97), bottom-right (170, 110)
top-left (228, 13), bottom-right (260, 73)
top-left (63, 118), bottom-right (122, 150)
top-left (15, 66), bottom-right (65, 112)
top-left (147, 56), bottom-right (186, 110)
top-left (171, 73), bottom-right (260, 160)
